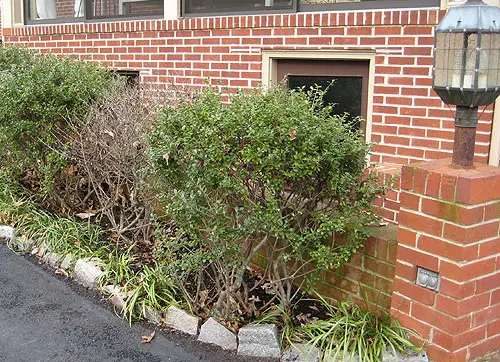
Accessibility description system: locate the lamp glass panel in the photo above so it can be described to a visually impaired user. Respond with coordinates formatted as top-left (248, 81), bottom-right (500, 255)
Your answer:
top-left (480, 33), bottom-right (500, 89)
top-left (450, 33), bottom-right (465, 88)
top-left (462, 33), bottom-right (478, 89)
top-left (434, 32), bottom-right (464, 88)
top-left (434, 32), bottom-right (448, 87)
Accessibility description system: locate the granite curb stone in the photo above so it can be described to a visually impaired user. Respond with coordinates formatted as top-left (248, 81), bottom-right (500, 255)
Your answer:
top-left (382, 349), bottom-right (429, 362)
top-left (165, 306), bottom-right (199, 336)
top-left (282, 343), bottom-right (320, 362)
top-left (74, 258), bottom-right (104, 289)
top-left (0, 225), bottom-right (15, 242)
top-left (44, 252), bottom-right (62, 268)
top-left (144, 307), bottom-right (163, 324)
top-left (198, 317), bottom-right (237, 351)
top-left (60, 254), bottom-right (74, 270)
top-left (237, 324), bottom-right (281, 359)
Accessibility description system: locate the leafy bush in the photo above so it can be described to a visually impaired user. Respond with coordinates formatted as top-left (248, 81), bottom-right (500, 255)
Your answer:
top-left (0, 168), bottom-right (32, 225)
top-left (0, 46), bottom-right (114, 204)
top-left (0, 45), bottom-right (35, 71)
top-left (148, 86), bottom-right (385, 318)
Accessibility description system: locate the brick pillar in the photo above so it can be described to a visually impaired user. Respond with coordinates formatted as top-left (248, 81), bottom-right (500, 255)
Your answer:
top-left (391, 159), bottom-right (500, 362)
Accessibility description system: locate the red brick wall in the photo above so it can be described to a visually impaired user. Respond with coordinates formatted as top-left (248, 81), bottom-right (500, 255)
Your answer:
top-left (373, 163), bottom-right (402, 224)
top-left (3, 8), bottom-right (495, 166)
top-left (317, 225), bottom-right (398, 311)
top-left (393, 160), bottom-right (500, 362)
top-left (252, 225), bottom-right (397, 312)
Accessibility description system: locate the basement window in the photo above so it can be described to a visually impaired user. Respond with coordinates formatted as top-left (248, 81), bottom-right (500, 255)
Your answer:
top-left (274, 58), bottom-right (372, 138)
top-left (262, 51), bottom-right (375, 140)
top-left (114, 70), bottom-right (140, 85)
top-left (280, 60), bottom-right (368, 132)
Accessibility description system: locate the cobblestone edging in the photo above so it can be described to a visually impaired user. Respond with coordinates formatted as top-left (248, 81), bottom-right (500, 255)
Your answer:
top-left (0, 225), bottom-right (430, 362)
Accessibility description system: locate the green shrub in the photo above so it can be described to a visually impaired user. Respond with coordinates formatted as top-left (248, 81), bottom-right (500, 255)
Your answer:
top-left (0, 46), bottom-right (35, 71)
top-left (148, 86), bottom-right (385, 318)
top-left (0, 46), bottom-right (114, 201)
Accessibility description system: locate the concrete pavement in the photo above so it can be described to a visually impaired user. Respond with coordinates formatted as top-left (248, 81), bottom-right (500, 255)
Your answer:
top-left (0, 244), bottom-right (268, 362)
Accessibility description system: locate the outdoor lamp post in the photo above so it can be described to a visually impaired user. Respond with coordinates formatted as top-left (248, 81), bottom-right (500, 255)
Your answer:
top-left (432, 0), bottom-right (500, 168)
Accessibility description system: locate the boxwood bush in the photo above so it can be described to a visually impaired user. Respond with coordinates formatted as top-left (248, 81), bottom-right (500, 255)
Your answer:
top-left (148, 86), bottom-right (385, 318)
top-left (0, 46), bottom-right (113, 201)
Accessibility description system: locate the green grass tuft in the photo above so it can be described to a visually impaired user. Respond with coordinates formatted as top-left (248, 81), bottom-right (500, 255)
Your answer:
top-left (296, 295), bottom-right (421, 362)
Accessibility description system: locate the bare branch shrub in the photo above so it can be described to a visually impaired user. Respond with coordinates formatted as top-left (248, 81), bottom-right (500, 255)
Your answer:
top-left (64, 81), bottom-right (157, 244)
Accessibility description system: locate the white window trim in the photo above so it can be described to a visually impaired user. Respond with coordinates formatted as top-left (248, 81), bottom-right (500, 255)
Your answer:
top-left (262, 50), bottom-right (376, 143)
top-left (488, 100), bottom-right (500, 166)
top-left (164, 0), bottom-right (179, 20)
top-left (10, 0), bottom-right (24, 27)
top-left (2, 0), bottom-right (13, 28)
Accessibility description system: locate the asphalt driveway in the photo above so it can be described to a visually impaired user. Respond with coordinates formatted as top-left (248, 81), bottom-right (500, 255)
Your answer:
top-left (0, 244), bottom-right (268, 362)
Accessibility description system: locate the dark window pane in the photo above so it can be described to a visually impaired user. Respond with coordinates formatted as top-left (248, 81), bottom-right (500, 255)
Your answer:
top-left (88, 0), bottom-right (163, 18)
top-left (288, 75), bottom-right (363, 130)
top-left (114, 70), bottom-right (140, 85)
top-left (300, 0), bottom-right (398, 3)
top-left (299, 0), bottom-right (439, 11)
top-left (185, 0), bottom-right (294, 15)
top-left (26, 0), bottom-right (163, 20)
top-left (301, 0), bottom-right (414, 4)
top-left (27, 0), bottom-right (85, 20)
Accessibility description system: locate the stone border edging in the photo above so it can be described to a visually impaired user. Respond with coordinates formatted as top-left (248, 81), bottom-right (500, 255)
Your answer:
top-left (0, 224), bottom-right (430, 362)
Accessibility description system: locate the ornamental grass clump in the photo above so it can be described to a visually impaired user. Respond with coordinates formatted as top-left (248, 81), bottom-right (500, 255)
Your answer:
top-left (148, 85), bottom-right (386, 319)
top-left (297, 296), bottom-right (421, 362)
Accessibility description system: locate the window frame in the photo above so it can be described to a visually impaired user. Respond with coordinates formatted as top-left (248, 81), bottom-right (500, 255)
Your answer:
top-left (262, 50), bottom-right (376, 142)
top-left (9, 0), bottom-right (25, 27)
top-left (277, 59), bottom-right (370, 133)
top-left (20, 0), bottom-right (445, 25)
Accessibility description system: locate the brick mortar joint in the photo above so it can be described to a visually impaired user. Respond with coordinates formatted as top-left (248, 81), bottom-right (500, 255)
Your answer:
top-left (399, 225), bottom-right (500, 253)
top-left (337, 269), bottom-right (396, 283)
top-left (8, 8), bottom-right (440, 37)
top-left (337, 280), bottom-right (394, 297)
top-left (395, 305), bottom-right (470, 330)
top-left (324, 284), bottom-right (392, 305)
top-left (400, 206), bottom-right (500, 229)
top-left (438, 288), bottom-right (496, 303)
top-left (396, 237), bottom-right (500, 264)
top-left (402, 190), bottom-right (500, 210)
